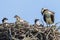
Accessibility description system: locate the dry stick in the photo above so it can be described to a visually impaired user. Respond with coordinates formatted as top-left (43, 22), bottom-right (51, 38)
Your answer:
top-left (53, 22), bottom-right (60, 40)
top-left (53, 29), bottom-right (58, 40)
top-left (46, 29), bottom-right (51, 40)
top-left (46, 26), bottom-right (53, 40)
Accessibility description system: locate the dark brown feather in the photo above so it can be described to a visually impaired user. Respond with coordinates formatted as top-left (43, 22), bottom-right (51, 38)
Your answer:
top-left (51, 14), bottom-right (54, 23)
top-left (43, 15), bottom-right (46, 23)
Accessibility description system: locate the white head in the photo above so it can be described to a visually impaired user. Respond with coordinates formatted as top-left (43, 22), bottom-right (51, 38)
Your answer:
top-left (41, 8), bottom-right (48, 15)
top-left (2, 18), bottom-right (8, 23)
top-left (35, 19), bottom-right (40, 26)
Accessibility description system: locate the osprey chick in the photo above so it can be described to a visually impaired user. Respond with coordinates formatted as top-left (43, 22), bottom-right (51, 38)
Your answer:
top-left (14, 15), bottom-right (28, 24)
top-left (2, 18), bottom-right (8, 23)
top-left (35, 19), bottom-right (40, 26)
top-left (2, 18), bottom-right (8, 28)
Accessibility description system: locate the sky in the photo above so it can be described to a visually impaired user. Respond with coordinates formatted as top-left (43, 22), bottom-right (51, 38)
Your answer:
top-left (0, 0), bottom-right (60, 25)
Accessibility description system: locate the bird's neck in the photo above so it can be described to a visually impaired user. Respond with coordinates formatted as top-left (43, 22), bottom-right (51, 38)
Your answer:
top-left (3, 20), bottom-right (8, 23)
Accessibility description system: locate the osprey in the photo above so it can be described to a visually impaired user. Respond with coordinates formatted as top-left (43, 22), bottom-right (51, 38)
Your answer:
top-left (41, 8), bottom-right (55, 26)
top-left (35, 19), bottom-right (40, 26)
top-left (2, 18), bottom-right (8, 23)
top-left (14, 15), bottom-right (28, 24)
top-left (2, 18), bottom-right (8, 27)
top-left (14, 15), bottom-right (29, 27)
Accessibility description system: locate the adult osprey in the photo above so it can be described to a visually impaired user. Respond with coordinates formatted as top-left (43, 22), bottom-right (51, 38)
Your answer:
top-left (41, 8), bottom-right (55, 26)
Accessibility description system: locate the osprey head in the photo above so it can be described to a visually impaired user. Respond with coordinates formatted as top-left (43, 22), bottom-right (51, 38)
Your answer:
top-left (2, 18), bottom-right (8, 23)
top-left (14, 15), bottom-right (19, 18)
top-left (35, 19), bottom-right (40, 25)
top-left (41, 8), bottom-right (48, 15)
top-left (14, 15), bottom-right (21, 20)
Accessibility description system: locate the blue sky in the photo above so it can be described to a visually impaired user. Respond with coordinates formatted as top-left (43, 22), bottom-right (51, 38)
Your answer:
top-left (0, 0), bottom-right (60, 25)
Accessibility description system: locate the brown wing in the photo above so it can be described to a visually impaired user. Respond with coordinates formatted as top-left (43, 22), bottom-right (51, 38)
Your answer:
top-left (51, 14), bottom-right (54, 23)
top-left (43, 15), bottom-right (46, 23)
